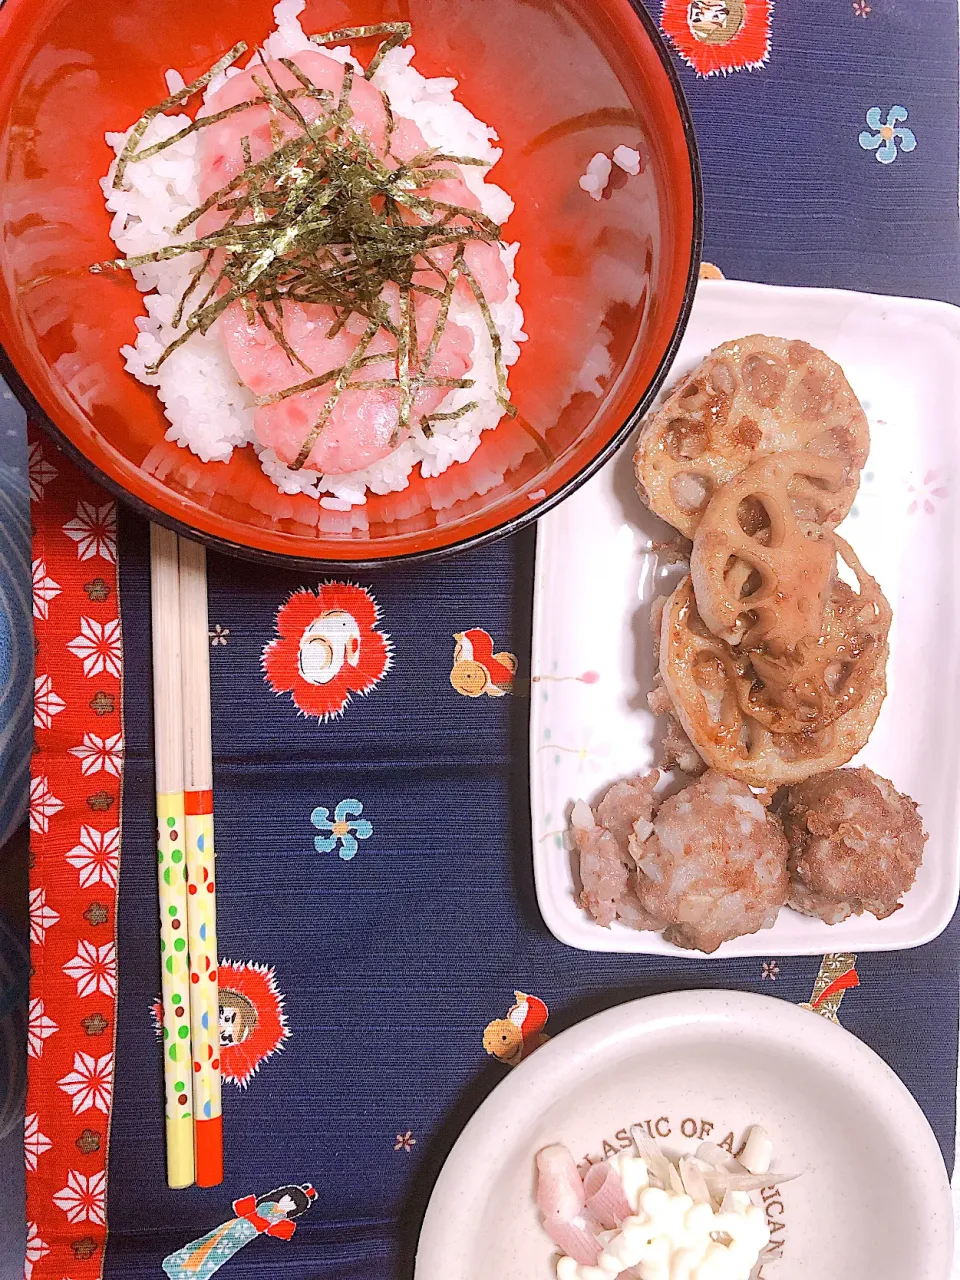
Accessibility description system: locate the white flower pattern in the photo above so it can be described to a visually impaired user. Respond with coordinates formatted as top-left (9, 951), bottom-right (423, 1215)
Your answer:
top-left (32, 557), bottom-right (62, 622)
top-left (52, 1168), bottom-right (107, 1224)
top-left (24, 1222), bottom-right (50, 1280)
top-left (29, 887), bottom-right (60, 946)
top-left (27, 440), bottom-right (58, 501)
top-left (57, 1051), bottom-right (114, 1115)
top-left (27, 998), bottom-right (58, 1059)
top-left (34, 673), bottom-right (66, 730)
top-left (65, 826), bottom-right (120, 890)
top-left (67, 616), bottom-right (122, 678)
top-left (62, 500), bottom-right (117, 563)
top-left (63, 939), bottom-right (117, 999)
top-left (29, 775), bottom-right (64, 836)
top-left (69, 731), bottom-right (123, 778)
top-left (23, 1113), bottom-right (52, 1172)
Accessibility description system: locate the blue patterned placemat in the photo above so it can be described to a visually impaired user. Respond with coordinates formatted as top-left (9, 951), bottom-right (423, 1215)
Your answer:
top-left (14, 2), bottom-right (960, 1278)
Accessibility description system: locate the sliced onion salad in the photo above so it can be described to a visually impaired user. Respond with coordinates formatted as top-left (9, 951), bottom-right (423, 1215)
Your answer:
top-left (535, 1125), bottom-right (799, 1280)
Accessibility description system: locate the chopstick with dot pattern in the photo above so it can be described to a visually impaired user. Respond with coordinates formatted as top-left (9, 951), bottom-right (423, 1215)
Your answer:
top-left (149, 523), bottom-right (195, 1189)
top-left (178, 535), bottom-right (224, 1187)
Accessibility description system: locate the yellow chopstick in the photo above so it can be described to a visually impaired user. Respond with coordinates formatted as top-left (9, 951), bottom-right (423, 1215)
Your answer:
top-left (149, 524), bottom-right (195, 1189)
top-left (178, 536), bottom-right (223, 1187)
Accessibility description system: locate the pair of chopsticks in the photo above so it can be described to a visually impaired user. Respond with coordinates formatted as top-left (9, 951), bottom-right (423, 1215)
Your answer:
top-left (150, 525), bottom-right (223, 1189)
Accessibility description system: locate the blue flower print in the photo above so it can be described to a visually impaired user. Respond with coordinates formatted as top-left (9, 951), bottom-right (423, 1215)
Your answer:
top-left (859, 106), bottom-right (916, 164)
top-left (311, 799), bottom-right (372, 861)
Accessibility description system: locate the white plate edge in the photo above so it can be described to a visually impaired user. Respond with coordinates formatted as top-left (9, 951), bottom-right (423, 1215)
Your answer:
top-left (528, 279), bottom-right (960, 957)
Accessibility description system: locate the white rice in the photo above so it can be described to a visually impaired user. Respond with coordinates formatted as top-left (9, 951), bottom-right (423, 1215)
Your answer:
top-left (101, 0), bottom-right (526, 507)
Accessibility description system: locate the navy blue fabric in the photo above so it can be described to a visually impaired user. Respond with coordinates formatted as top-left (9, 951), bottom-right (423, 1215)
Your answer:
top-left (95, 2), bottom-right (960, 1276)
top-left (683, 1), bottom-right (960, 305)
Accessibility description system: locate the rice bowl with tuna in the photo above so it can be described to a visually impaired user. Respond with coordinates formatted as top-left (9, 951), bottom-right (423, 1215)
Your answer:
top-left (96, 0), bottom-right (526, 511)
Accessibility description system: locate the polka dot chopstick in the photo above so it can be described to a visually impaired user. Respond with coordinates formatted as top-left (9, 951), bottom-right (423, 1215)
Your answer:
top-left (149, 524), bottom-right (195, 1189)
top-left (177, 536), bottom-right (223, 1188)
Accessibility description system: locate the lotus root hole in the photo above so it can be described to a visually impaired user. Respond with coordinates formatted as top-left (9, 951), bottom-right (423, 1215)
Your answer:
top-left (736, 495), bottom-right (771, 541)
top-left (670, 471), bottom-right (712, 513)
top-left (788, 340), bottom-right (815, 367)
top-left (693, 653), bottom-right (726, 692)
top-left (743, 354), bottom-right (787, 408)
top-left (664, 416), bottom-right (709, 461)
top-left (709, 361), bottom-right (737, 397)
top-left (793, 368), bottom-right (837, 421)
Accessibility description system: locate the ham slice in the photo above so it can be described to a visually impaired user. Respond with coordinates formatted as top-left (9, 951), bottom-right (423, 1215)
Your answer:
top-left (535, 1145), bottom-right (601, 1266)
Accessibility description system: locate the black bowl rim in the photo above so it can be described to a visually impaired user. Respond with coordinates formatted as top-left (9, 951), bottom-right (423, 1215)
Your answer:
top-left (0, 0), bottom-right (703, 571)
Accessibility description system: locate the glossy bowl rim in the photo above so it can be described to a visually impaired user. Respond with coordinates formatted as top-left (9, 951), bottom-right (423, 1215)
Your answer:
top-left (0, 0), bottom-right (703, 570)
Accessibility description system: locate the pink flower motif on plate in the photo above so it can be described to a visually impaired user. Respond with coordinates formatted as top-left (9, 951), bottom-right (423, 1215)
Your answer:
top-left (538, 726), bottom-right (611, 774)
top-left (29, 887), bottom-right (60, 946)
top-left (52, 1168), bottom-right (106, 1225)
top-left (906, 469), bottom-right (948, 515)
top-left (65, 826), bottom-right (120, 890)
top-left (57, 1051), bottom-right (114, 1115)
top-left (63, 939), bottom-right (117, 999)
top-left (62, 500), bottom-right (117, 563)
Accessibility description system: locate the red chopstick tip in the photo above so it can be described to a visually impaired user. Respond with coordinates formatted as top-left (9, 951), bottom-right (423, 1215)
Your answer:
top-left (184, 788), bottom-right (214, 815)
top-left (195, 1115), bottom-right (223, 1186)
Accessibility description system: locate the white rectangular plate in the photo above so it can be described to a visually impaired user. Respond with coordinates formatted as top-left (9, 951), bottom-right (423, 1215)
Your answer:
top-left (530, 279), bottom-right (960, 956)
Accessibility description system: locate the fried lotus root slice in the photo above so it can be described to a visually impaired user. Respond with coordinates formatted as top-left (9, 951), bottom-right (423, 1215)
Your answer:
top-left (633, 335), bottom-right (870, 538)
top-left (658, 577), bottom-right (887, 789)
top-left (734, 535), bottom-right (892, 735)
top-left (691, 451), bottom-right (843, 650)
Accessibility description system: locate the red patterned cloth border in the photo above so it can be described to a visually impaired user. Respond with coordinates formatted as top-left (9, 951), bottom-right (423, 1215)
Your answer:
top-left (26, 424), bottom-right (120, 1280)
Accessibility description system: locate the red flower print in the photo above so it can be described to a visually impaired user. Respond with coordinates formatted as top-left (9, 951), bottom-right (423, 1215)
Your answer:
top-left (262, 583), bottom-right (392, 722)
top-left (660, 0), bottom-right (772, 79)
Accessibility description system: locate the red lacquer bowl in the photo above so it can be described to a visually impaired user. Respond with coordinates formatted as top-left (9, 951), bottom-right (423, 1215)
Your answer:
top-left (0, 0), bottom-right (700, 567)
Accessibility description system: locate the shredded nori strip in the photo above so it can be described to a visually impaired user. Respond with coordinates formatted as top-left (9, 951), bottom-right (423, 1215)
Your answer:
top-left (423, 400), bottom-right (479, 425)
top-left (112, 42), bottom-right (248, 189)
top-left (97, 25), bottom-right (513, 465)
top-left (458, 256), bottom-right (516, 416)
top-left (128, 90), bottom-right (318, 165)
top-left (308, 23), bottom-right (412, 79)
top-left (291, 318), bottom-right (380, 469)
